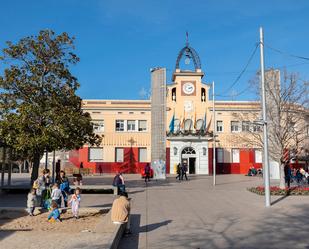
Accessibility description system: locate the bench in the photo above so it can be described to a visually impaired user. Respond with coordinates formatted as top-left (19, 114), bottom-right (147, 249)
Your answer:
top-left (71, 185), bottom-right (118, 195)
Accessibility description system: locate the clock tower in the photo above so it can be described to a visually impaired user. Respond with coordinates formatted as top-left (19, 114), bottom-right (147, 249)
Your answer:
top-left (166, 37), bottom-right (212, 175)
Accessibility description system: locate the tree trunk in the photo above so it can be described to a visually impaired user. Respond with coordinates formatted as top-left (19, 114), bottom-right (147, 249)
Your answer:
top-left (30, 152), bottom-right (41, 185)
top-left (279, 162), bottom-right (285, 189)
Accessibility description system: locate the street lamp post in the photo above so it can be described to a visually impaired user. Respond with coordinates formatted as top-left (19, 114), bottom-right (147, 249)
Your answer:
top-left (259, 27), bottom-right (271, 207)
top-left (212, 81), bottom-right (216, 186)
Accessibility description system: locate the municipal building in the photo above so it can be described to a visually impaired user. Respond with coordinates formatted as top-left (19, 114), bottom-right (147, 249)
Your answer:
top-left (68, 41), bottom-right (282, 175)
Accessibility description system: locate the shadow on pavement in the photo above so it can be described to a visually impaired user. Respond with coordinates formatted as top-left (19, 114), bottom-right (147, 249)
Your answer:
top-left (271, 193), bottom-right (290, 206)
top-left (139, 219), bottom-right (172, 233)
top-left (118, 214), bottom-right (141, 249)
top-left (87, 203), bottom-right (112, 208)
top-left (157, 204), bottom-right (309, 249)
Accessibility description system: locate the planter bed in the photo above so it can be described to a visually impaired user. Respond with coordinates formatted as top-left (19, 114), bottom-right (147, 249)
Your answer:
top-left (248, 186), bottom-right (309, 196)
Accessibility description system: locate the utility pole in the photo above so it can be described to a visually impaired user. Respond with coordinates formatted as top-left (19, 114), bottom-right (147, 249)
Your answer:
top-left (259, 27), bottom-right (271, 207)
top-left (212, 81), bottom-right (216, 186)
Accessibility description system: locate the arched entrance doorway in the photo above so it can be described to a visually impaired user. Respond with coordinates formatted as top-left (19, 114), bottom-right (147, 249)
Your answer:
top-left (181, 147), bottom-right (196, 174)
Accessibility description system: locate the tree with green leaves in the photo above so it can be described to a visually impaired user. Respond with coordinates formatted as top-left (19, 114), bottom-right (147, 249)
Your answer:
top-left (0, 30), bottom-right (101, 183)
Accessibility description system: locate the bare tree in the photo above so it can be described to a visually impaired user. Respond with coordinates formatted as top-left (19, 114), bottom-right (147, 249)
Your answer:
top-left (234, 69), bottom-right (309, 188)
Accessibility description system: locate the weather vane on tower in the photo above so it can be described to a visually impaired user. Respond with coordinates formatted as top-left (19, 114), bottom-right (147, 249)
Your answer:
top-left (186, 31), bottom-right (189, 47)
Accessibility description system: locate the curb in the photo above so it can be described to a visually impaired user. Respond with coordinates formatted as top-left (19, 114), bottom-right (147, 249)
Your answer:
top-left (0, 207), bottom-right (125, 249)
top-left (0, 207), bottom-right (110, 213)
top-left (95, 209), bottom-right (126, 249)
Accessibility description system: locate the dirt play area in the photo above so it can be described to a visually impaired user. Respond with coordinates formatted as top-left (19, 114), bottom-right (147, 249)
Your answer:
top-left (0, 209), bottom-right (110, 249)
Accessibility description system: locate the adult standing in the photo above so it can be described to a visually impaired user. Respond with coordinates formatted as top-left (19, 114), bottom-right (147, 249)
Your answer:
top-left (112, 172), bottom-right (125, 193)
top-left (34, 169), bottom-right (51, 207)
top-left (181, 161), bottom-right (188, 181)
top-left (144, 163), bottom-right (151, 182)
top-left (284, 161), bottom-right (291, 188)
top-left (176, 163), bottom-right (181, 180)
top-left (55, 159), bottom-right (61, 182)
top-left (98, 165), bottom-right (103, 175)
top-left (57, 170), bottom-right (70, 207)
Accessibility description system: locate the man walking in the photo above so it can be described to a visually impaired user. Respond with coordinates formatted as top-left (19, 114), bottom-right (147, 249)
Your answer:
top-left (176, 163), bottom-right (181, 180)
top-left (181, 161), bottom-right (188, 181)
top-left (284, 161), bottom-right (291, 188)
top-left (144, 163), bottom-right (151, 183)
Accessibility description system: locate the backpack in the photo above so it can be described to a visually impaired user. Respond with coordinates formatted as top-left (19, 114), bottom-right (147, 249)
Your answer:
top-left (145, 166), bottom-right (150, 174)
top-left (112, 175), bottom-right (122, 186)
top-left (60, 180), bottom-right (70, 192)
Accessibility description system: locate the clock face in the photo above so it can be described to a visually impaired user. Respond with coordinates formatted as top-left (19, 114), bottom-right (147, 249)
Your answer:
top-left (182, 82), bottom-right (195, 95)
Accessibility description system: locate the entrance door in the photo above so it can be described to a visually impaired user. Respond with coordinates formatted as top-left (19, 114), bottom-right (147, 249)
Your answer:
top-left (181, 147), bottom-right (196, 174)
top-left (189, 158), bottom-right (196, 174)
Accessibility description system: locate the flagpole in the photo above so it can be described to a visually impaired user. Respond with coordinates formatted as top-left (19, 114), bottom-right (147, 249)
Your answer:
top-left (212, 81), bottom-right (216, 186)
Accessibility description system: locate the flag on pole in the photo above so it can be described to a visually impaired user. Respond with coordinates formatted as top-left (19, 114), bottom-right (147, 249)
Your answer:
top-left (181, 109), bottom-right (185, 130)
top-left (169, 111), bottom-right (175, 133)
top-left (203, 112), bottom-right (207, 131)
top-left (194, 109), bottom-right (197, 129)
top-left (206, 116), bottom-right (212, 132)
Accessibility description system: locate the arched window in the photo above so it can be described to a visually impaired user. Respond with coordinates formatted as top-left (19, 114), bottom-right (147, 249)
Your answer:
top-left (182, 147), bottom-right (196, 155)
top-left (195, 119), bottom-right (204, 131)
top-left (172, 87), bottom-right (176, 102)
top-left (174, 119), bottom-right (180, 132)
top-left (203, 147), bottom-right (207, 156)
top-left (173, 147), bottom-right (178, 156)
top-left (184, 119), bottom-right (193, 131)
top-left (201, 88), bottom-right (206, 102)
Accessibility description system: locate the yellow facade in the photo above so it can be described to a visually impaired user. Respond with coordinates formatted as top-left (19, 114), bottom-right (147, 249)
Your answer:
top-left (82, 100), bottom-right (151, 162)
top-left (80, 42), bottom-right (308, 175)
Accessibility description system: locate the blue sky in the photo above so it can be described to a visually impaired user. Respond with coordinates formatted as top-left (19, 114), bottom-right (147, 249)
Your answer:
top-left (1, 0), bottom-right (309, 100)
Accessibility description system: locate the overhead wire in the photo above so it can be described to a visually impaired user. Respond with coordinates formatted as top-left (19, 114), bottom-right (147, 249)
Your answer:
top-left (222, 43), bottom-right (259, 94)
top-left (264, 43), bottom-right (309, 61)
top-left (216, 43), bottom-right (309, 98)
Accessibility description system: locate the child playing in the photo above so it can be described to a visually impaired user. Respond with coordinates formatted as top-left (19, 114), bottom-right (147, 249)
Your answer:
top-left (69, 187), bottom-right (81, 219)
top-left (51, 183), bottom-right (62, 207)
top-left (48, 200), bottom-right (61, 222)
top-left (27, 188), bottom-right (37, 216)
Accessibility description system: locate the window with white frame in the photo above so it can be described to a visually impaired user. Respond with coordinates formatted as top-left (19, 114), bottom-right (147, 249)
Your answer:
top-left (232, 149), bottom-right (240, 163)
top-left (253, 123), bottom-right (262, 132)
top-left (217, 148), bottom-right (224, 163)
top-left (115, 120), bottom-right (125, 131)
top-left (138, 148), bottom-right (147, 162)
top-left (138, 120), bottom-right (147, 131)
top-left (231, 121), bottom-right (240, 132)
top-left (216, 121), bottom-right (223, 132)
top-left (89, 147), bottom-right (103, 162)
top-left (255, 150), bottom-right (262, 163)
top-left (127, 120), bottom-right (136, 131)
top-left (115, 148), bottom-right (124, 162)
top-left (92, 120), bottom-right (104, 132)
top-left (242, 121), bottom-right (250, 132)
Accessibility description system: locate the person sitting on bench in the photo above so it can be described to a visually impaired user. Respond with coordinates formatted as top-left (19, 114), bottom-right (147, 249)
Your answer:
top-left (111, 191), bottom-right (131, 234)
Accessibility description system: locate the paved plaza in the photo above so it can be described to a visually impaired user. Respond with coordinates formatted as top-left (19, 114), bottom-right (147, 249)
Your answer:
top-left (1, 174), bottom-right (309, 249)
top-left (119, 175), bottom-right (309, 249)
